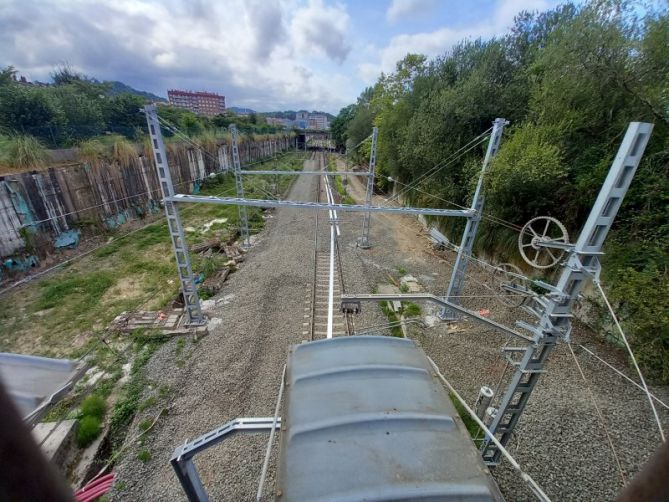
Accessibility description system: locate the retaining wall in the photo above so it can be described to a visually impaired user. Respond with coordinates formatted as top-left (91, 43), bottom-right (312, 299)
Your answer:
top-left (0, 135), bottom-right (295, 273)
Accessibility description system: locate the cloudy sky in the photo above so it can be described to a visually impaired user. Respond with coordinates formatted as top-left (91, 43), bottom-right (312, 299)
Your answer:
top-left (2, 0), bottom-right (563, 114)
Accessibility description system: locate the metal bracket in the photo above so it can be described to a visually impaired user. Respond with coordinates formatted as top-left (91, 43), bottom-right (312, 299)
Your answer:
top-left (341, 292), bottom-right (534, 343)
top-left (171, 417), bottom-right (281, 502)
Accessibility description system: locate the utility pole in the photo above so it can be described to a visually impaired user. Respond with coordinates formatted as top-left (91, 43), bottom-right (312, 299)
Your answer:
top-left (481, 122), bottom-right (653, 463)
top-left (440, 118), bottom-right (507, 319)
top-left (144, 104), bottom-right (204, 325)
top-left (229, 124), bottom-right (250, 248)
top-left (358, 127), bottom-right (378, 249)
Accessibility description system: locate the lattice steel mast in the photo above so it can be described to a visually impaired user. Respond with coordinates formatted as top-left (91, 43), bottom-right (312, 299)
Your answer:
top-left (359, 127), bottom-right (378, 249)
top-left (229, 124), bottom-right (250, 248)
top-left (481, 121), bottom-right (654, 463)
top-left (440, 118), bottom-right (507, 319)
top-left (144, 104), bottom-right (205, 325)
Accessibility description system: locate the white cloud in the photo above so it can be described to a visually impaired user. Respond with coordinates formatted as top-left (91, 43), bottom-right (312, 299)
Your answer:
top-left (290, 0), bottom-right (351, 63)
top-left (0, 0), bottom-right (357, 112)
top-left (386, 0), bottom-right (438, 24)
top-left (362, 0), bottom-right (549, 83)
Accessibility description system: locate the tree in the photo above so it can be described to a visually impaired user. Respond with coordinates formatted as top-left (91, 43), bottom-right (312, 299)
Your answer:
top-left (330, 104), bottom-right (356, 150)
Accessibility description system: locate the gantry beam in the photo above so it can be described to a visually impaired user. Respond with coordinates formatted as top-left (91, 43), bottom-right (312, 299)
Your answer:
top-left (167, 194), bottom-right (474, 217)
top-left (240, 170), bottom-right (370, 176)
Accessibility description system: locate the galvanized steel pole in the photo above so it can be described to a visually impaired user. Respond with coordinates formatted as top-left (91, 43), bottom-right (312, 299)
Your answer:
top-left (359, 126), bottom-right (378, 249)
top-left (144, 105), bottom-right (204, 325)
top-left (440, 118), bottom-right (507, 320)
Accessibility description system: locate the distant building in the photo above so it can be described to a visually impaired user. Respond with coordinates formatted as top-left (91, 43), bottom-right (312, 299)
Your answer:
top-left (167, 89), bottom-right (226, 117)
top-left (291, 111), bottom-right (328, 130)
top-left (266, 117), bottom-right (289, 127)
top-left (309, 114), bottom-right (329, 130)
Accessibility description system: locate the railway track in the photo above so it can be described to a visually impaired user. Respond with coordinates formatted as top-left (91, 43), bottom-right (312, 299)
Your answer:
top-left (309, 152), bottom-right (353, 340)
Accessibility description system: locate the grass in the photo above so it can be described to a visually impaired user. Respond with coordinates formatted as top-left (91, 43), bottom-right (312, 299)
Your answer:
top-left (396, 265), bottom-right (407, 275)
top-left (77, 415), bottom-right (102, 447)
top-left (0, 134), bottom-right (48, 171)
top-left (379, 301), bottom-right (404, 338)
top-left (137, 449), bottom-right (152, 462)
top-left (109, 339), bottom-right (163, 448)
top-left (403, 302), bottom-right (421, 317)
top-left (78, 139), bottom-right (106, 164)
top-left (36, 272), bottom-right (116, 310)
top-left (138, 418), bottom-right (153, 433)
top-left (0, 152), bottom-right (306, 357)
top-left (110, 136), bottom-right (137, 165)
top-left (81, 394), bottom-right (106, 419)
top-left (449, 393), bottom-right (481, 440)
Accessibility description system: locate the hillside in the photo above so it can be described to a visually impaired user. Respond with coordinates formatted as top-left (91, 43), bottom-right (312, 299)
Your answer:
top-left (105, 80), bottom-right (166, 102)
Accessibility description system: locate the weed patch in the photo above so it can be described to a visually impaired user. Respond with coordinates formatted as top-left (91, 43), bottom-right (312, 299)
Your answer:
top-left (449, 393), bottom-right (481, 440)
top-left (36, 272), bottom-right (116, 311)
top-left (77, 415), bottom-right (103, 447)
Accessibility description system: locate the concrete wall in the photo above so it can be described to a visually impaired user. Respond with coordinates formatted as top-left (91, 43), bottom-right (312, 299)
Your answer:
top-left (0, 135), bottom-right (294, 270)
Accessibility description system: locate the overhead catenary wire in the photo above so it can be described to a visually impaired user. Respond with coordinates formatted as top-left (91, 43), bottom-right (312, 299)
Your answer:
top-left (256, 364), bottom-right (285, 502)
top-left (427, 356), bottom-right (552, 502)
top-left (594, 280), bottom-right (666, 442)
top-left (388, 127), bottom-right (492, 203)
top-left (387, 176), bottom-right (524, 233)
top-left (578, 345), bottom-right (669, 410)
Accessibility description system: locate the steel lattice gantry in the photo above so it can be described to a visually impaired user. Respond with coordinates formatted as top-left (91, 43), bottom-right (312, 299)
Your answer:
top-left (440, 118), bottom-right (507, 319)
top-left (166, 194), bottom-right (473, 217)
top-left (480, 121), bottom-right (654, 463)
top-left (359, 126), bottom-right (378, 249)
top-left (144, 105), bottom-right (205, 325)
top-left (229, 124), bottom-right (251, 248)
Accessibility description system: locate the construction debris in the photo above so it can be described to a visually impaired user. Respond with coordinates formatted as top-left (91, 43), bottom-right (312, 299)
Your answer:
top-left (110, 310), bottom-right (208, 338)
top-left (400, 275), bottom-right (422, 293)
top-left (200, 268), bottom-right (230, 296)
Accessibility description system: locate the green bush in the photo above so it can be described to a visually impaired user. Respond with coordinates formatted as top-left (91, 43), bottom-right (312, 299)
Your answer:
top-left (403, 302), bottom-right (422, 317)
top-left (77, 415), bottom-right (102, 447)
top-left (137, 449), bottom-right (152, 462)
top-left (81, 394), bottom-right (106, 420)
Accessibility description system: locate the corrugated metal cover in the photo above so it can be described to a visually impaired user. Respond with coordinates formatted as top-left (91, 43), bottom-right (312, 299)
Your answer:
top-left (0, 352), bottom-right (85, 420)
top-left (276, 336), bottom-right (503, 501)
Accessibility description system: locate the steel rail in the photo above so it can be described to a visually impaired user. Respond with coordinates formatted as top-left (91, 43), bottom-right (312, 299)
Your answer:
top-left (310, 157), bottom-right (320, 341)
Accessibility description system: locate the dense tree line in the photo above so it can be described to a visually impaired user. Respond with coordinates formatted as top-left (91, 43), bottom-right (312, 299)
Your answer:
top-left (333, 1), bottom-right (669, 381)
top-left (0, 67), bottom-right (283, 149)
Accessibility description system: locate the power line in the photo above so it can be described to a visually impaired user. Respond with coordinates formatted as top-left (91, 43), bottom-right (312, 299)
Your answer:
top-left (594, 280), bottom-right (666, 442)
top-left (388, 176), bottom-right (524, 233)
top-left (578, 345), bottom-right (669, 410)
top-left (428, 356), bottom-right (553, 502)
top-left (567, 342), bottom-right (627, 486)
top-left (388, 128), bottom-right (492, 203)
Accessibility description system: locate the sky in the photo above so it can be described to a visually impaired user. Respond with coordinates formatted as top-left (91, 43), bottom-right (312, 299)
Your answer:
top-left (1, 0), bottom-right (565, 114)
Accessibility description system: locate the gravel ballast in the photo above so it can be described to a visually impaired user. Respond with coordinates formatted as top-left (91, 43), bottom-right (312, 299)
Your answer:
top-left (112, 155), bottom-right (668, 501)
